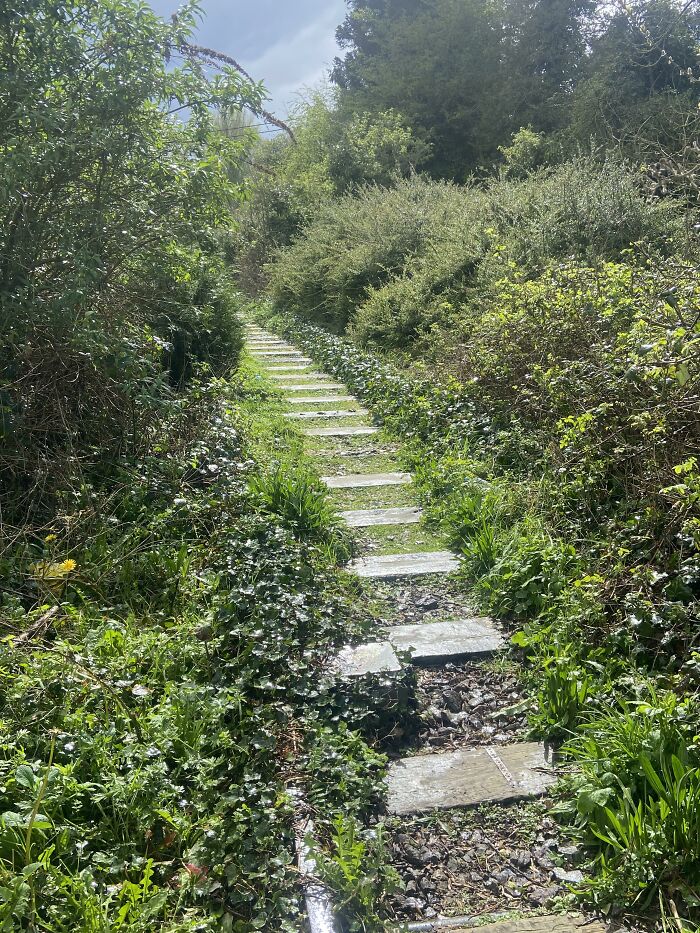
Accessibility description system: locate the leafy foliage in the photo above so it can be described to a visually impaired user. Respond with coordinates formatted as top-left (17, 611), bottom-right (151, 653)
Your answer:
top-left (0, 0), bottom-right (259, 523)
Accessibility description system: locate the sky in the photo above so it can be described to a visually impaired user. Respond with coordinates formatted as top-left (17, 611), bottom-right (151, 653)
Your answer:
top-left (149, 0), bottom-right (347, 121)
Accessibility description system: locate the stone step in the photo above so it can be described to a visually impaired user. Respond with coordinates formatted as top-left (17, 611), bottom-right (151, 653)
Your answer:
top-left (248, 343), bottom-right (294, 350)
top-left (267, 364), bottom-right (315, 372)
top-left (304, 426), bottom-right (379, 437)
top-left (284, 383), bottom-right (346, 392)
top-left (274, 373), bottom-right (334, 381)
top-left (387, 742), bottom-right (556, 815)
top-left (323, 471), bottom-right (411, 489)
top-left (403, 915), bottom-right (605, 933)
top-left (350, 551), bottom-right (459, 579)
top-left (285, 409), bottom-right (368, 421)
top-left (335, 641), bottom-right (402, 678)
top-left (252, 352), bottom-right (312, 361)
top-left (289, 395), bottom-right (356, 404)
top-left (341, 506), bottom-right (422, 527)
top-left (388, 617), bottom-right (504, 664)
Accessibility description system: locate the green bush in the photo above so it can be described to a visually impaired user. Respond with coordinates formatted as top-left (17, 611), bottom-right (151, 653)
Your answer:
top-left (267, 157), bottom-right (681, 349)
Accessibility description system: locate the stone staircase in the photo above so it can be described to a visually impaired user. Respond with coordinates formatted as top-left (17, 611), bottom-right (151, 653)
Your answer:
top-left (244, 326), bottom-right (604, 933)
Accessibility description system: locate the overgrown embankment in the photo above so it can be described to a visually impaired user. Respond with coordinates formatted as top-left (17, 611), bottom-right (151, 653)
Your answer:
top-left (0, 356), bottom-right (396, 930)
top-left (256, 304), bottom-right (700, 919)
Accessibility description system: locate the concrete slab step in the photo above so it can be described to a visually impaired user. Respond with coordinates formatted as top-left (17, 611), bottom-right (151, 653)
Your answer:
top-left (285, 409), bottom-right (368, 420)
top-left (349, 551), bottom-right (459, 579)
top-left (267, 364), bottom-right (315, 372)
top-left (323, 471), bottom-right (411, 489)
top-left (252, 352), bottom-right (312, 361)
top-left (404, 914), bottom-right (606, 933)
top-left (341, 507), bottom-right (422, 527)
top-left (304, 426), bottom-right (379, 437)
top-left (387, 742), bottom-right (556, 815)
top-left (388, 617), bottom-right (504, 664)
top-left (274, 373), bottom-right (334, 381)
top-left (289, 396), bottom-right (356, 404)
top-left (335, 641), bottom-right (402, 677)
top-left (284, 383), bottom-right (346, 392)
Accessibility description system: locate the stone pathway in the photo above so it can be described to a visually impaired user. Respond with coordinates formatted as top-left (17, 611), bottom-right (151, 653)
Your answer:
top-left (245, 326), bottom-right (602, 933)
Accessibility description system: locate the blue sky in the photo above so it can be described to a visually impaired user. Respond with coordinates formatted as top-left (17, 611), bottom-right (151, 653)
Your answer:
top-left (150, 0), bottom-right (347, 119)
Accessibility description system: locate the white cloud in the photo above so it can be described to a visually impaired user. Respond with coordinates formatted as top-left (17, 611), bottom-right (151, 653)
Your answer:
top-left (246, 1), bottom-right (346, 115)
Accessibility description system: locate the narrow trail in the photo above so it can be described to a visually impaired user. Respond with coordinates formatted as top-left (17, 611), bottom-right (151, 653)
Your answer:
top-left (245, 325), bottom-right (605, 933)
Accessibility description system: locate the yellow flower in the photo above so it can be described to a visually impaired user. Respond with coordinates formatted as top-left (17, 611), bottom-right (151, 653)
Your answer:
top-left (44, 534), bottom-right (57, 543)
top-left (31, 559), bottom-right (78, 591)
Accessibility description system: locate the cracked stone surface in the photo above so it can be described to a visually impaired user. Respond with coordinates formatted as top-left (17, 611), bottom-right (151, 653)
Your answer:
top-left (387, 742), bottom-right (557, 814)
top-left (341, 507), bottom-right (422, 527)
top-left (388, 618), bottom-right (504, 664)
top-left (335, 641), bottom-right (402, 677)
top-left (350, 551), bottom-right (460, 579)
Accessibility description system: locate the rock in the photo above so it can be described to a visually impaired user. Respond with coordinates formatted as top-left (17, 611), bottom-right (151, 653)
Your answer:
top-left (484, 877), bottom-right (501, 894)
top-left (415, 595), bottom-right (439, 611)
top-left (495, 869), bottom-right (515, 884)
top-left (529, 886), bottom-right (559, 907)
top-left (403, 897), bottom-right (425, 911)
top-left (511, 849), bottom-right (532, 870)
top-left (552, 868), bottom-right (584, 884)
top-left (444, 689), bottom-right (463, 713)
top-left (559, 844), bottom-right (581, 859)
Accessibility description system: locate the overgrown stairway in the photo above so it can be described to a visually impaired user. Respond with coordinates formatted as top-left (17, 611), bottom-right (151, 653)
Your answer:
top-left (245, 325), bottom-right (603, 933)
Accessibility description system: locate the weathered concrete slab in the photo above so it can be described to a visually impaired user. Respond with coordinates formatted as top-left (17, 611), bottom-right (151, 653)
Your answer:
top-left (251, 351), bottom-right (312, 361)
top-left (408, 914), bottom-right (606, 933)
top-left (350, 551), bottom-right (459, 579)
top-left (387, 742), bottom-right (556, 815)
top-left (267, 364), bottom-right (315, 372)
top-left (304, 426), bottom-right (379, 437)
top-left (248, 343), bottom-right (294, 350)
top-left (289, 396), bottom-right (356, 405)
top-left (323, 471), bottom-right (411, 489)
top-left (388, 617), bottom-right (504, 664)
top-left (284, 383), bottom-right (346, 392)
top-left (284, 409), bottom-right (368, 420)
top-left (335, 641), bottom-right (401, 677)
top-left (341, 507), bottom-right (422, 527)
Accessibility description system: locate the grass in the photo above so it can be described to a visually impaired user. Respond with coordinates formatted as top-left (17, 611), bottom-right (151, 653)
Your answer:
top-left (328, 482), bottom-right (419, 511)
top-left (357, 522), bottom-right (447, 556)
top-left (312, 448), bottom-right (404, 476)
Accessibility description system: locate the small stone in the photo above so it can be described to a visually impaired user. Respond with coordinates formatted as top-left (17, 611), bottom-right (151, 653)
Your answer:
top-left (484, 877), bottom-right (501, 894)
top-left (559, 844), bottom-right (581, 859)
top-left (415, 595), bottom-right (439, 611)
top-left (511, 850), bottom-right (532, 870)
top-left (444, 690), bottom-right (463, 713)
top-left (403, 897), bottom-right (425, 911)
top-left (552, 867), bottom-right (584, 884)
top-left (529, 886), bottom-right (559, 907)
top-left (424, 907), bottom-right (437, 918)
